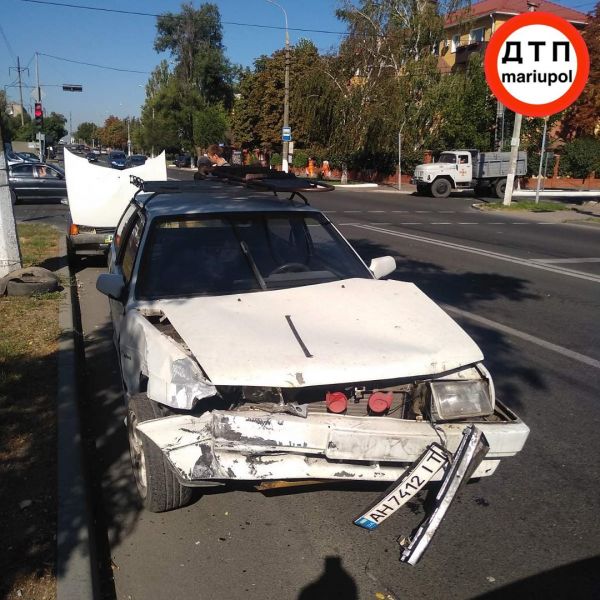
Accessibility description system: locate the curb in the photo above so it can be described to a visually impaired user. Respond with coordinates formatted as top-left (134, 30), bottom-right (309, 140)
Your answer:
top-left (56, 235), bottom-right (96, 600)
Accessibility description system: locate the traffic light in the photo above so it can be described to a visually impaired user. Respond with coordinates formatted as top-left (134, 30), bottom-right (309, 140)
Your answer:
top-left (34, 102), bottom-right (43, 128)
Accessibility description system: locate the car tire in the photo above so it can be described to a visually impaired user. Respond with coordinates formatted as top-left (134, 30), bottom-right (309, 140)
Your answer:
top-left (431, 178), bottom-right (452, 198)
top-left (495, 178), bottom-right (507, 198)
top-left (6, 278), bottom-right (59, 296)
top-left (127, 394), bottom-right (193, 513)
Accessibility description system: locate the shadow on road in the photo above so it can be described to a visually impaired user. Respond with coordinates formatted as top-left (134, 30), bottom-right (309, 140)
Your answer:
top-left (474, 555), bottom-right (600, 599)
top-left (297, 556), bottom-right (358, 600)
top-left (349, 236), bottom-right (546, 412)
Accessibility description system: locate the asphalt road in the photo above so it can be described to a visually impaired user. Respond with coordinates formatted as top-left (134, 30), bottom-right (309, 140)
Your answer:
top-left (36, 171), bottom-right (600, 599)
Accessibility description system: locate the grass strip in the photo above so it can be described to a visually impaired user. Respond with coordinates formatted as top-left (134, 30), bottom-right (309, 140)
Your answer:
top-left (480, 200), bottom-right (568, 212)
top-left (0, 223), bottom-right (61, 600)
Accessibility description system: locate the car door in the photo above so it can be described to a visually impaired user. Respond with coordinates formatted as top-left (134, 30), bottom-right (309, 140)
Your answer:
top-left (37, 165), bottom-right (67, 201)
top-left (108, 207), bottom-right (146, 345)
top-left (9, 164), bottom-right (36, 200)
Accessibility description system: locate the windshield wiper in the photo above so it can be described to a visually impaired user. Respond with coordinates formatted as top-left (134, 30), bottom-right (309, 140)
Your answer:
top-left (239, 240), bottom-right (267, 290)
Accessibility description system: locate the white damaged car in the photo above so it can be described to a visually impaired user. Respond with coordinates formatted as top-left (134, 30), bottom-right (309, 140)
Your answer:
top-left (97, 173), bottom-right (528, 560)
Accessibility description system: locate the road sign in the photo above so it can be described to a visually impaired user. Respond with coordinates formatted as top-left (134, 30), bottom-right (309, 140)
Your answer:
top-left (484, 12), bottom-right (589, 117)
top-left (282, 127), bottom-right (291, 142)
top-left (62, 84), bottom-right (83, 92)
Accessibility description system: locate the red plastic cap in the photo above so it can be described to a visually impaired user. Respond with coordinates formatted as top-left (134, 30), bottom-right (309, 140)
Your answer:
top-left (368, 391), bottom-right (393, 414)
top-left (326, 391), bottom-right (347, 414)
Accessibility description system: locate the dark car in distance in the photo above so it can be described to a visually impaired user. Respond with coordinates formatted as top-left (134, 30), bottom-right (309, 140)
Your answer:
top-left (9, 163), bottom-right (67, 204)
top-left (125, 154), bottom-right (147, 168)
top-left (108, 151), bottom-right (127, 169)
top-left (173, 154), bottom-right (193, 168)
top-left (86, 152), bottom-right (99, 163)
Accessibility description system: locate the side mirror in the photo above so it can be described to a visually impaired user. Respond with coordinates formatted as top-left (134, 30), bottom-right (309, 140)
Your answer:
top-left (96, 273), bottom-right (125, 300)
top-left (369, 256), bottom-right (396, 279)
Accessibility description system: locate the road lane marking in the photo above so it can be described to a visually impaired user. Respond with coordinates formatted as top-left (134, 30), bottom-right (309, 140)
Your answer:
top-left (457, 222), bottom-right (478, 225)
top-left (415, 210), bottom-right (431, 213)
top-left (532, 257), bottom-right (600, 264)
top-left (392, 210), bottom-right (408, 213)
top-left (443, 305), bottom-right (600, 370)
top-left (431, 222), bottom-right (452, 225)
top-left (368, 210), bottom-right (385, 213)
top-left (351, 223), bottom-right (600, 283)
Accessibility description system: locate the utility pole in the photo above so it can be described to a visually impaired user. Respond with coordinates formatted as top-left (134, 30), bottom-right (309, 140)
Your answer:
top-left (398, 131), bottom-right (402, 191)
top-left (9, 56), bottom-right (28, 126)
top-left (127, 118), bottom-right (131, 156)
top-left (535, 116), bottom-right (549, 205)
top-left (503, 1), bottom-right (537, 206)
top-left (0, 117), bottom-right (22, 277)
top-left (267, 0), bottom-right (290, 173)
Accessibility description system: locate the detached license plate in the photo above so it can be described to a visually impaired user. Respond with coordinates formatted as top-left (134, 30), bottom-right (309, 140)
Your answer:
top-left (104, 234), bottom-right (114, 243)
top-left (354, 443), bottom-right (448, 530)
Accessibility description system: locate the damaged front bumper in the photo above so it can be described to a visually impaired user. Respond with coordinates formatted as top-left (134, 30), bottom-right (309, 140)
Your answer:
top-left (137, 403), bottom-right (529, 485)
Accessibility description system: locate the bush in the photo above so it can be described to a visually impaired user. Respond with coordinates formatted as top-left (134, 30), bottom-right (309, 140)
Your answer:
top-left (292, 150), bottom-right (309, 168)
top-left (270, 152), bottom-right (282, 167)
top-left (560, 137), bottom-right (600, 179)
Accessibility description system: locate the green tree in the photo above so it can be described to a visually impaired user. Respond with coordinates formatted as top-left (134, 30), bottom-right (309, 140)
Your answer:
top-left (41, 112), bottom-right (68, 145)
top-left (74, 122), bottom-right (98, 144)
top-left (231, 40), bottom-right (329, 150)
top-left (154, 2), bottom-right (234, 107)
top-left (560, 137), bottom-right (600, 178)
top-left (193, 103), bottom-right (228, 148)
top-left (429, 55), bottom-right (495, 153)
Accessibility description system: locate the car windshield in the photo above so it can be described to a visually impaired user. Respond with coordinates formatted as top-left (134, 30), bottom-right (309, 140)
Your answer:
top-left (111, 152), bottom-right (126, 160)
top-left (136, 212), bottom-right (371, 299)
top-left (438, 153), bottom-right (457, 164)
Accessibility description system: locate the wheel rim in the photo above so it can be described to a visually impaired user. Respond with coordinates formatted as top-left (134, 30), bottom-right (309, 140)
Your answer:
top-left (437, 181), bottom-right (449, 194)
top-left (128, 411), bottom-right (148, 498)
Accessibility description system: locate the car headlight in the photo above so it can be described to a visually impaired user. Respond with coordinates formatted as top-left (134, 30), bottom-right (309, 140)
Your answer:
top-left (429, 380), bottom-right (493, 420)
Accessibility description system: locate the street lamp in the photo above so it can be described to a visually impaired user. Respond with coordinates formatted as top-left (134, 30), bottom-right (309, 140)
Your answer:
top-left (266, 0), bottom-right (290, 173)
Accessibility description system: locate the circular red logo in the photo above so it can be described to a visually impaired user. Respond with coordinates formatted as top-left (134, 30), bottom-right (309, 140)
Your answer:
top-left (484, 12), bottom-right (590, 117)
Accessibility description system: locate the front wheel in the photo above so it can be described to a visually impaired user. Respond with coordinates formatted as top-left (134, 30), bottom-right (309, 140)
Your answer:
top-left (127, 394), bottom-right (193, 512)
top-left (431, 178), bottom-right (452, 198)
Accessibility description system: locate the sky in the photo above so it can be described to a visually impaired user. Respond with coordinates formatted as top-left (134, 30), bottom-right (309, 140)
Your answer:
top-left (0, 0), bottom-right (596, 132)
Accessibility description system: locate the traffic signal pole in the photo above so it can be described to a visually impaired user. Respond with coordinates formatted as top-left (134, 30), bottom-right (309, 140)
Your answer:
top-left (35, 52), bottom-right (43, 160)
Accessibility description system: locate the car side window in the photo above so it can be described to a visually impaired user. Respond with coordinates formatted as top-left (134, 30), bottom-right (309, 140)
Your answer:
top-left (458, 154), bottom-right (469, 164)
top-left (114, 203), bottom-right (138, 253)
top-left (11, 164), bottom-right (34, 176)
top-left (120, 213), bottom-right (145, 283)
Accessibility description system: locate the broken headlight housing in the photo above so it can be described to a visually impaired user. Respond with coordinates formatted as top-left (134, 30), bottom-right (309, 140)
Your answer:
top-left (429, 380), bottom-right (493, 421)
top-left (168, 357), bottom-right (217, 410)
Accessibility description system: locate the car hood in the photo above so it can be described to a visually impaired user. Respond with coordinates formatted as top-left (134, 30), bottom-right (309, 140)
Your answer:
top-left (157, 278), bottom-right (483, 388)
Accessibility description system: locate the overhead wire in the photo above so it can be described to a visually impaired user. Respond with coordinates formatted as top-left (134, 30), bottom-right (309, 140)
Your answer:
top-left (37, 52), bottom-right (151, 74)
top-left (19, 0), bottom-right (350, 36)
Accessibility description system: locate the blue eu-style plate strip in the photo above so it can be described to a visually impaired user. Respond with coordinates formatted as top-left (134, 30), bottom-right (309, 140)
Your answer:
top-left (354, 517), bottom-right (379, 530)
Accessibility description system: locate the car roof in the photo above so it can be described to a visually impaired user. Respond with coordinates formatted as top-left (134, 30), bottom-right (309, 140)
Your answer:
top-left (137, 179), bottom-right (324, 219)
